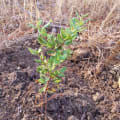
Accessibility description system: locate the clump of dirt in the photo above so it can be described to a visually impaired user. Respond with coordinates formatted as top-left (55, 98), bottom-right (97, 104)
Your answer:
top-left (0, 35), bottom-right (120, 120)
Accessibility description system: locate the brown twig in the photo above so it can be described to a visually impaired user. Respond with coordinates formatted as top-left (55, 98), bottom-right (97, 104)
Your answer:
top-left (35, 91), bottom-right (70, 107)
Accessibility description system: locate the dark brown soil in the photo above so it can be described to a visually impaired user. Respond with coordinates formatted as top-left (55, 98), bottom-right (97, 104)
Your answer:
top-left (0, 36), bottom-right (120, 120)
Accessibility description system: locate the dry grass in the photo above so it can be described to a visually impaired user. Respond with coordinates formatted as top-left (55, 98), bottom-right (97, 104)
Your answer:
top-left (0, 0), bottom-right (120, 32)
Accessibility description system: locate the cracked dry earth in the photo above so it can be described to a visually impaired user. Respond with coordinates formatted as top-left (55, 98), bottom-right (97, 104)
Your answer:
top-left (0, 36), bottom-right (120, 120)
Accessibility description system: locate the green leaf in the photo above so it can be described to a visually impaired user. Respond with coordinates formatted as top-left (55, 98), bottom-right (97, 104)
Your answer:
top-left (76, 12), bottom-right (79, 18)
top-left (37, 20), bottom-right (42, 28)
top-left (64, 40), bottom-right (72, 45)
top-left (38, 77), bottom-right (49, 84)
top-left (65, 28), bottom-right (72, 35)
top-left (54, 79), bottom-right (61, 83)
top-left (60, 49), bottom-right (72, 61)
top-left (39, 87), bottom-right (45, 93)
top-left (78, 27), bottom-right (86, 33)
top-left (47, 41), bottom-right (53, 48)
top-left (48, 56), bottom-right (56, 69)
top-left (49, 56), bottom-right (54, 64)
top-left (28, 23), bottom-right (36, 29)
top-left (40, 54), bottom-right (45, 60)
top-left (70, 17), bottom-right (77, 27)
top-left (53, 70), bottom-right (59, 76)
top-left (37, 66), bottom-right (48, 74)
top-left (64, 49), bottom-right (72, 55)
top-left (71, 35), bottom-right (77, 40)
top-left (60, 29), bottom-right (66, 39)
top-left (36, 66), bottom-right (42, 72)
top-left (28, 47), bottom-right (38, 55)
top-left (40, 28), bottom-right (47, 37)
top-left (38, 48), bottom-right (42, 53)
top-left (38, 36), bottom-right (47, 45)
top-left (51, 50), bottom-right (62, 65)
top-left (81, 13), bottom-right (88, 18)
top-left (57, 34), bottom-right (63, 44)
top-left (56, 50), bottom-right (61, 59)
top-left (54, 59), bottom-right (60, 65)
top-left (47, 34), bottom-right (56, 48)
top-left (47, 50), bottom-right (55, 55)
top-left (38, 77), bottom-right (46, 84)
top-left (34, 59), bottom-right (41, 63)
top-left (60, 67), bottom-right (67, 73)
top-left (59, 55), bottom-right (67, 61)
top-left (43, 22), bottom-right (51, 29)
top-left (78, 20), bottom-right (84, 27)
top-left (58, 73), bottom-right (65, 77)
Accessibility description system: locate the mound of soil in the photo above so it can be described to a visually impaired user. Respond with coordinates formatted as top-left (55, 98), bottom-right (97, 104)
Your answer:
top-left (0, 36), bottom-right (120, 120)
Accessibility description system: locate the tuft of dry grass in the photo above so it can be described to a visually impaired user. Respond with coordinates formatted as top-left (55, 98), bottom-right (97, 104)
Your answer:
top-left (0, 0), bottom-right (119, 34)
top-left (0, 0), bottom-right (120, 32)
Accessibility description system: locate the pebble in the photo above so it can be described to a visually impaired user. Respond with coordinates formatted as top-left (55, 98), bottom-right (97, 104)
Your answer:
top-left (92, 92), bottom-right (104, 102)
top-left (111, 101), bottom-right (120, 113)
top-left (67, 115), bottom-right (79, 120)
top-left (118, 77), bottom-right (120, 88)
top-left (112, 82), bottom-right (119, 89)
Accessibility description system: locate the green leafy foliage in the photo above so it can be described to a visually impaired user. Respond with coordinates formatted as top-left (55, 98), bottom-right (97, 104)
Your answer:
top-left (28, 48), bottom-right (39, 55)
top-left (28, 16), bottom-right (86, 93)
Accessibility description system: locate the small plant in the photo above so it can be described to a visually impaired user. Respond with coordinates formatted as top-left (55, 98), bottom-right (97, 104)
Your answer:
top-left (28, 16), bottom-right (86, 94)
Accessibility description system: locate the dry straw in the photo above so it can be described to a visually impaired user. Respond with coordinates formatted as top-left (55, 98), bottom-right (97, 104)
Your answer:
top-left (0, 0), bottom-right (120, 50)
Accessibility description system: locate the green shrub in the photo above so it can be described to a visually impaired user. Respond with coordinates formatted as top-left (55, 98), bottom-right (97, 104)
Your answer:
top-left (28, 16), bottom-right (86, 94)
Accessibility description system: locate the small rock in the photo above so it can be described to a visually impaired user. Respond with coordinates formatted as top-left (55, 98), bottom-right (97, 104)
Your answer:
top-left (111, 101), bottom-right (120, 113)
top-left (118, 77), bottom-right (120, 88)
top-left (92, 92), bottom-right (104, 102)
top-left (67, 115), bottom-right (79, 120)
top-left (8, 72), bottom-right (17, 81)
top-left (17, 66), bottom-right (20, 70)
top-left (22, 114), bottom-right (29, 120)
top-left (112, 82), bottom-right (119, 89)
top-left (47, 116), bottom-right (53, 120)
